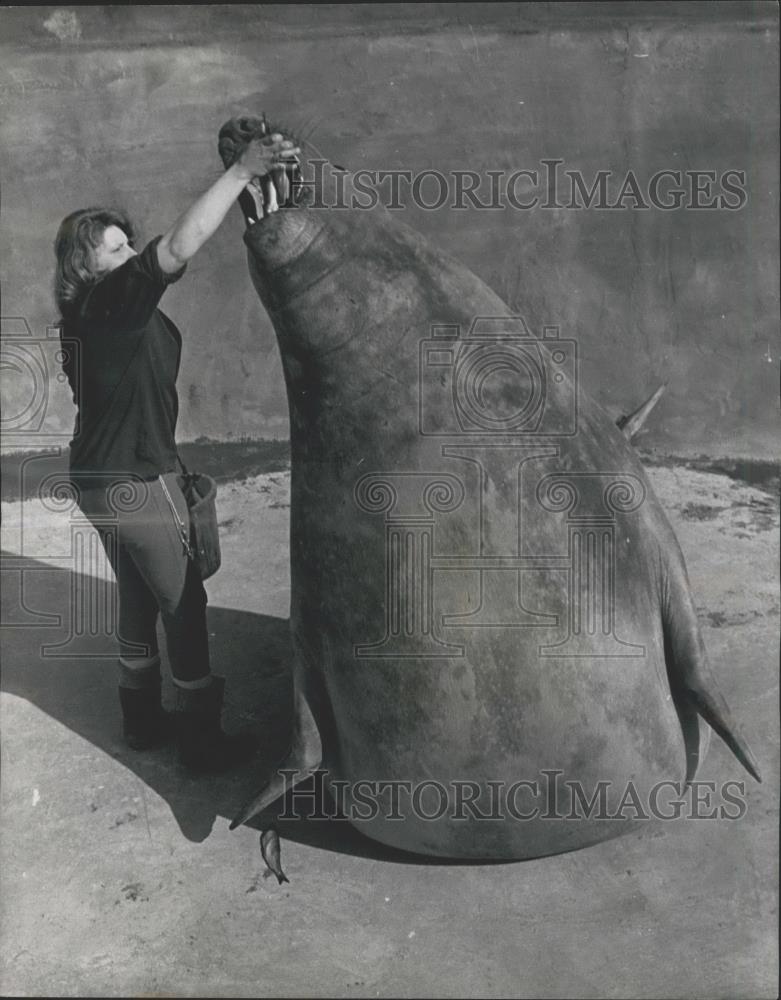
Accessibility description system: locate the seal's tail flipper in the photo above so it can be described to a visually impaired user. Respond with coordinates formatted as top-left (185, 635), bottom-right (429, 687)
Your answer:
top-left (230, 691), bottom-right (323, 830)
top-left (663, 559), bottom-right (762, 783)
top-left (686, 670), bottom-right (762, 783)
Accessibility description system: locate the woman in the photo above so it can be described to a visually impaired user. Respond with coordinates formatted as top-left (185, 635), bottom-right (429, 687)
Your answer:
top-left (54, 133), bottom-right (298, 772)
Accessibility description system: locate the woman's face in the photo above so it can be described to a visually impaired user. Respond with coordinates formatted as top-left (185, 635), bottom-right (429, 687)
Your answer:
top-left (91, 224), bottom-right (136, 275)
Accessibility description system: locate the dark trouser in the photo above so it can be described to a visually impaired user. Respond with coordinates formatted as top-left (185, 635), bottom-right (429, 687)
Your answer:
top-left (77, 472), bottom-right (210, 683)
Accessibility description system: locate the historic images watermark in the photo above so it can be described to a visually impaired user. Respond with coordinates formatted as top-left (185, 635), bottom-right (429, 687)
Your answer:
top-left (277, 769), bottom-right (749, 823)
top-left (295, 158), bottom-right (748, 212)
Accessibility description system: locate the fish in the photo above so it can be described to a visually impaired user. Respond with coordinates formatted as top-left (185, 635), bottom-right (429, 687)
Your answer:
top-left (260, 827), bottom-right (290, 885)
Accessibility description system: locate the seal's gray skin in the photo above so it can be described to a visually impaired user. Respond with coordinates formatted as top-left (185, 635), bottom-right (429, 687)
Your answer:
top-left (221, 117), bottom-right (760, 859)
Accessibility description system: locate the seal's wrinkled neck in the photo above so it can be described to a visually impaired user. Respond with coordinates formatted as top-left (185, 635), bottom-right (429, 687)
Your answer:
top-left (243, 208), bottom-right (326, 277)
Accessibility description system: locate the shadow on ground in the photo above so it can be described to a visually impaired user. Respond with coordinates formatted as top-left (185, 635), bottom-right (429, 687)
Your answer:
top-left (1, 551), bottom-right (488, 866)
top-left (1, 440), bottom-right (290, 502)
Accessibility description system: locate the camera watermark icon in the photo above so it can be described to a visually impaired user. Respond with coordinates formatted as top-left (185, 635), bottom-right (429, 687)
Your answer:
top-left (0, 317), bottom-right (78, 440)
top-left (419, 317), bottom-right (577, 437)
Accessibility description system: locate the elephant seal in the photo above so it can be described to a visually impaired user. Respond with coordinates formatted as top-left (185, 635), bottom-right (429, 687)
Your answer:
top-left (220, 116), bottom-right (760, 859)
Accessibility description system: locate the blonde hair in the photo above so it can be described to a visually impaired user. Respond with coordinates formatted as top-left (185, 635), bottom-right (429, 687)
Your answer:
top-left (53, 207), bottom-right (136, 315)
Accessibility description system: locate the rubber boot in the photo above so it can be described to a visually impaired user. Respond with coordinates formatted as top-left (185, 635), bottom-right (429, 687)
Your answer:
top-left (119, 678), bottom-right (170, 750)
top-left (174, 675), bottom-right (256, 773)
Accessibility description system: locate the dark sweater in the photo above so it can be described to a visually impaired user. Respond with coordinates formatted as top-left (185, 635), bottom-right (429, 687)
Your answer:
top-left (61, 236), bottom-right (187, 481)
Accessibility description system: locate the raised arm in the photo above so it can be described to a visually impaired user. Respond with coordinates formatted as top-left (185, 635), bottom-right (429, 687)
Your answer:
top-left (156, 134), bottom-right (299, 274)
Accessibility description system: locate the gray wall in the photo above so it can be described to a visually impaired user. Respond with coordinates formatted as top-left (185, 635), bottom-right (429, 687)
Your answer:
top-left (1, 3), bottom-right (778, 458)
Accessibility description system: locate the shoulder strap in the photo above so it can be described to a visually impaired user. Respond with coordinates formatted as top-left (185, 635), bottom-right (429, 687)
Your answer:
top-left (159, 474), bottom-right (194, 559)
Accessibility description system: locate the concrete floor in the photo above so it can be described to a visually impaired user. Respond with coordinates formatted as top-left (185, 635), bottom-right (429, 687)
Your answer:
top-left (1, 457), bottom-right (778, 998)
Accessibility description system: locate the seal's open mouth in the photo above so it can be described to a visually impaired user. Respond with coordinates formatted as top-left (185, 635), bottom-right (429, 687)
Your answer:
top-left (218, 114), bottom-right (305, 226)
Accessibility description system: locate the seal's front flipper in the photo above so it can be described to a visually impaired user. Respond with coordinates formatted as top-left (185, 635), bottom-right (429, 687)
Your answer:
top-left (663, 554), bottom-right (761, 783)
top-left (617, 383), bottom-right (667, 441)
top-left (230, 691), bottom-right (323, 829)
